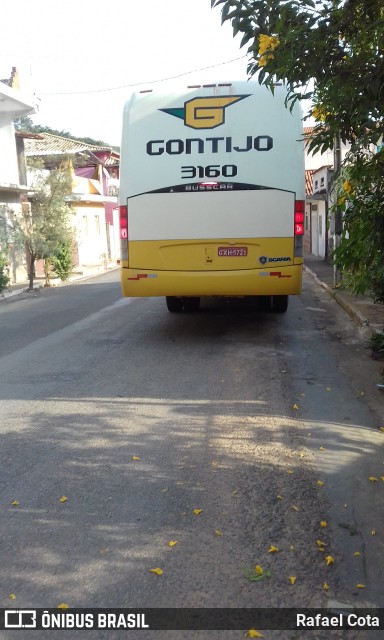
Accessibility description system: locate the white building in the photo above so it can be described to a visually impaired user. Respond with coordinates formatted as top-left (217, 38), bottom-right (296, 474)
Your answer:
top-left (0, 68), bottom-right (36, 282)
top-left (304, 126), bottom-right (350, 259)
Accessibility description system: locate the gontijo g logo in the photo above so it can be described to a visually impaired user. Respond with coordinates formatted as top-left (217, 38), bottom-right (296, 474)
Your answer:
top-left (160, 95), bottom-right (250, 130)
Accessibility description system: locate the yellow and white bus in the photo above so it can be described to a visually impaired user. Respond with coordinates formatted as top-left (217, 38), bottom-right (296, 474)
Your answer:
top-left (119, 81), bottom-right (304, 313)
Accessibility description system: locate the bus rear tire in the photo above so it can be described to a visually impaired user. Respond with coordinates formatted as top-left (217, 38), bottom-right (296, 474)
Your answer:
top-left (166, 296), bottom-right (183, 313)
top-left (271, 295), bottom-right (288, 313)
top-left (182, 297), bottom-right (200, 312)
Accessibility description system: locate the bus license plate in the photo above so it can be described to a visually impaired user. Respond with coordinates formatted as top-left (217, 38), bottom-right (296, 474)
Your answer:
top-left (218, 247), bottom-right (248, 257)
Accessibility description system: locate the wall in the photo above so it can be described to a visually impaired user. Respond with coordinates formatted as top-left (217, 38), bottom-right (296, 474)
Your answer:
top-left (75, 203), bottom-right (109, 266)
top-left (0, 115), bottom-right (20, 186)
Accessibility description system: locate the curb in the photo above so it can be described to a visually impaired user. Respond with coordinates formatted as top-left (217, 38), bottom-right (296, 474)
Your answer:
top-left (303, 264), bottom-right (370, 329)
top-left (1, 266), bottom-right (119, 301)
top-left (0, 285), bottom-right (40, 300)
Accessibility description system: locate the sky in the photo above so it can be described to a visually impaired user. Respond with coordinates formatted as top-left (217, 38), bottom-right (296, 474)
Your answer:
top-left (1, 0), bottom-right (250, 146)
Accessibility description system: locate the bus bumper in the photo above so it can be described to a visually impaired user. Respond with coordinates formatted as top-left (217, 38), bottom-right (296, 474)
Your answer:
top-left (121, 264), bottom-right (302, 297)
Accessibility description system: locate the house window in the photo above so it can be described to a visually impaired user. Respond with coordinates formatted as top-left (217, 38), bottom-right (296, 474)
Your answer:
top-left (319, 215), bottom-right (323, 235)
top-left (320, 177), bottom-right (325, 187)
top-left (314, 180), bottom-right (318, 189)
top-left (83, 215), bottom-right (88, 237)
top-left (94, 215), bottom-right (100, 235)
top-left (305, 213), bottom-right (309, 231)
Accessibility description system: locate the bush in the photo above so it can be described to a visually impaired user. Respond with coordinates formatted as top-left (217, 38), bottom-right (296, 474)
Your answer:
top-left (51, 239), bottom-right (74, 281)
top-left (0, 252), bottom-right (10, 294)
top-left (369, 331), bottom-right (384, 353)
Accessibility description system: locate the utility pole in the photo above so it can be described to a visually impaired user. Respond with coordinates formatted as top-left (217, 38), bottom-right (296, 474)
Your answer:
top-left (333, 131), bottom-right (342, 287)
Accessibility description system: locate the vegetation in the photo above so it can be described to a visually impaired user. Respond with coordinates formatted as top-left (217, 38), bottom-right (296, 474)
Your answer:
top-left (51, 238), bottom-right (74, 281)
top-left (0, 252), bottom-right (10, 294)
top-left (212, 0), bottom-right (384, 301)
top-left (369, 330), bottom-right (384, 354)
top-left (333, 150), bottom-right (384, 301)
top-left (13, 157), bottom-right (74, 290)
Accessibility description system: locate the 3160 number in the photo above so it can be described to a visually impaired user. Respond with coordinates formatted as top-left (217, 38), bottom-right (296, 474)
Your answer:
top-left (181, 164), bottom-right (237, 179)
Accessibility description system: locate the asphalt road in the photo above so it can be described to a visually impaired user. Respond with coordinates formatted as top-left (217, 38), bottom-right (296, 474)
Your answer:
top-left (0, 271), bottom-right (383, 640)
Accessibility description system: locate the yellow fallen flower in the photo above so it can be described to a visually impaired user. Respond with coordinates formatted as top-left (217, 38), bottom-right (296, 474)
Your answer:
top-left (369, 477), bottom-right (378, 482)
top-left (59, 496), bottom-right (68, 503)
top-left (57, 603), bottom-right (69, 609)
top-left (246, 630), bottom-right (263, 638)
top-left (267, 545), bottom-right (279, 553)
top-left (193, 508), bottom-right (203, 516)
top-left (289, 576), bottom-right (297, 585)
top-left (325, 555), bottom-right (334, 566)
top-left (150, 568), bottom-right (163, 575)
top-left (320, 521), bottom-right (328, 528)
top-left (168, 541), bottom-right (177, 548)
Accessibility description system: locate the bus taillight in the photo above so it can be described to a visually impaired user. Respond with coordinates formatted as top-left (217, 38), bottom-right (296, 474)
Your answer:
top-left (294, 200), bottom-right (304, 258)
top-left (294, 200), bottom-right (305, 235)
top-left (119, 205), bottom-right (128, 239)
top-left (119, 205), bottom-right (128, 261)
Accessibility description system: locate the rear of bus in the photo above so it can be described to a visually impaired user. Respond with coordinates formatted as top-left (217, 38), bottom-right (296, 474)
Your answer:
top-left (119, 81), bottom-right (305, 313)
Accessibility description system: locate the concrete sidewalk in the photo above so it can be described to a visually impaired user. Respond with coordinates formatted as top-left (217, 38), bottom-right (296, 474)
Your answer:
top-left (1, 263), bottom-right (120, 300)
top-left (304, 252), bottom-right (384, 335)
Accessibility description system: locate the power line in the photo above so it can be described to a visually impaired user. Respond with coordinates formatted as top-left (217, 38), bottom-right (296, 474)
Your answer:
top-left (39, 55), bottom-right (248, 96)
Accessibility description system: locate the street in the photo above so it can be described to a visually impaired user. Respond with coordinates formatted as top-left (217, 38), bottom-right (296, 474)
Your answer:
top-left (0, 270), bottom-right (383, 640)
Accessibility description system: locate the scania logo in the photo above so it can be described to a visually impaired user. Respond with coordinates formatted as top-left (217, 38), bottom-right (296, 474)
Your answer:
top-left (259, 256), bottom-right (290, 264)
top-left (160, 95), bottom-right (250, 130)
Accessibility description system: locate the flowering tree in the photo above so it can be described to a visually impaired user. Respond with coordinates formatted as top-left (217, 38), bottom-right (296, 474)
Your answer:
top-left (212, 0), bottom-right (384, 301)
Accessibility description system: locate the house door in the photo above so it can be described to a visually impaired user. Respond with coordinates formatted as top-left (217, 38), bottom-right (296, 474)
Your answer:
top-left (318, 208), bottom-right (326, 258)
top-left (311, 204), bottom-right (319, 256)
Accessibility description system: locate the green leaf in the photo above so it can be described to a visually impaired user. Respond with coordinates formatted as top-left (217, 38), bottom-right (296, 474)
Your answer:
top-left (240, 32), bottom-right (253, 48)
top-left (243, 567), bottom-right (272, 582)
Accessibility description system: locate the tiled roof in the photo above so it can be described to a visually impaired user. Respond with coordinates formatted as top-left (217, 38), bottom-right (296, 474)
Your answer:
top-left (305, 169), bottom-right (313, 196)
top-left (24, 132), bottom-right (113, 156)
top-left (15, 131), bottom-right (44, 140)
top-left (303, 126), bottom-right (314, 136)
